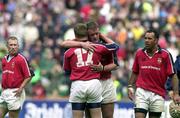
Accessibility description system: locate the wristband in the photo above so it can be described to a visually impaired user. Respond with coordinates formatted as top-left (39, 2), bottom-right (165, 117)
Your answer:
top-left (102, 65), bottom-right (104, 71)
top-left (128, 85), bottom-right (133, 88)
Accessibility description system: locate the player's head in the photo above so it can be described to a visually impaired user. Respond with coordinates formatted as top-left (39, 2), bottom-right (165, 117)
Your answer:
top-left (7, 36), bottom-right (19, 56)
top-left (74, 23), bottom-right (88, 42)
top-left (144, 29), bottom-right (159, 50)
top-left (86, 21), bottom-right (100, 43)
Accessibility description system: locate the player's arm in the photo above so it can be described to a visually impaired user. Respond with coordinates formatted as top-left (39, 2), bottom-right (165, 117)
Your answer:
top-left (128, 72), bottom-right (138, 101)
top-left (14, 59), bottom-right (34, 97)
top-left (59, 40), bottom-right (96, 52)
top-left (14, 76), bottom-right (32, 97)
top-left (63, 51), bottom-right (72, 76)
top-left (103, 63), bottom-right (118, 71)
top-left (99, 33), bottom-right (114, 44)
top-left (170, 74), bottom-right (180, 103)
top-left (103, 43), bottom-right (120, 69)
top-left (90, 62), bottom-right (118, 72)
top-left (91, 43), bottom-right (119, 72)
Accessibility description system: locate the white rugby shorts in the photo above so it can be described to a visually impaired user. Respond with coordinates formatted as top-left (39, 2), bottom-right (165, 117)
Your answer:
top-left (69, 79), bottom-right (102, 103)
top-left (100, 78), bottom-right (117, 104)
top-left (135, 87), bottom-right (164, 112)
top-left (0, 88), bottom-right (25, 110)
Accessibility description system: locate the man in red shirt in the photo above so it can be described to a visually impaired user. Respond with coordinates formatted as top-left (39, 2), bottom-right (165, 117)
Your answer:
top-left (63, 23), bottom-right (116, 118)
top-left (0, 36), bottom-right (34, 118)
top-left (128, 30), bottom-right (180, 118)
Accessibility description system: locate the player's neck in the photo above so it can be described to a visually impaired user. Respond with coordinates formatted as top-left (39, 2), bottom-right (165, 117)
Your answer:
top-left (146, 46), bottom-right (158, 57)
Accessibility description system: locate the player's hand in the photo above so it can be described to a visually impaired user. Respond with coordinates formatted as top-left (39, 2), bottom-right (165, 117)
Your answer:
top-left (128, 87), bottom-right (135, 101)
top-left (90, 62), bottom-right (103, 72)
top-left (168, 90), bottom-right (174, 99)
top-left (81, 41), bottom-right (96, 52)
top-left (173, 93), bottom-right (180, 104)
top-left (13, 88), bottom-right (23, 97)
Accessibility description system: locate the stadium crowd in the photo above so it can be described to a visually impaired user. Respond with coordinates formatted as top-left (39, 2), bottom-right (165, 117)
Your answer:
top-left (0, 0), bottom-right (179, 101)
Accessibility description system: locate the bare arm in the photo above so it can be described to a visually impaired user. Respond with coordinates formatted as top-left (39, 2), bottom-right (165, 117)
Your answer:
top-left (90, 63), bottom-right (118, 72)
top-left (14, 77), bottom-right (32, 97)
top-left (171, 74), bottom-right (180, 103)
top-left (128, 72), bottom-right (138, 101)
top-left (99, 33), bottom-right (114, 44)
top-left (128, 72), bottom-right (138, 86)
top-left (103, 63), bottom-right (118, 71)
top-left (59, 40), bottom-right (81, 48)
top-left (59, 40), bottom-right (96, 52)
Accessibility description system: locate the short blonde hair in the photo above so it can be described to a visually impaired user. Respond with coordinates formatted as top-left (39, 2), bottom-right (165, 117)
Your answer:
top-left (7, 36), bottom-right (18, 45)
top-left (74, 23), bottom-right (87, 38)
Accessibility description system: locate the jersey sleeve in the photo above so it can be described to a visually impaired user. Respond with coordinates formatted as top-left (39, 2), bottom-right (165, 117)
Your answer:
top-left (104, 43), bottom-right (119, 51)
top-left (20, 57), bottom-right (32, 79)
top-left (63, 51), bottom-right (71, 74)
top-left (166, 52), bottom-right (175, 76)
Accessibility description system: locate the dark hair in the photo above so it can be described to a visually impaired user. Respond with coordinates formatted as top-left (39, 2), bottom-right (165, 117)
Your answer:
top-left (86, 21), bottom-right (99, 30)
top-left (74, 23), bottom-right (87, 38)
top-left (145, 29), bottom-right (159, 39)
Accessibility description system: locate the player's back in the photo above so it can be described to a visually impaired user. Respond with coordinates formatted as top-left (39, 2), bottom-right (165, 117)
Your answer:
top-left (64, 44), bottom-right (110, 81)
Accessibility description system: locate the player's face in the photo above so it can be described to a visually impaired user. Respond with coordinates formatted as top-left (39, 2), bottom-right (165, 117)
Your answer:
top-left (144, 32), bottom-right (157, 51)
top-left (7, 39), bottom-right (19, 56)
top-left (88, 28), bottom-right (100, 43)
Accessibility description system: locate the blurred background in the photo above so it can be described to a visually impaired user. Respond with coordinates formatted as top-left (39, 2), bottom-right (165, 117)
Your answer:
top-left (0, 0), bottom-right (179, 102)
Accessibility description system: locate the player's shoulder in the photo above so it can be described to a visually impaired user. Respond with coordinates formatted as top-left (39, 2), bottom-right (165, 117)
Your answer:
top-left (1, 55), bottom-right (7, 62)
top-left (17, 53), bottom-right (28, 61)
top-left (64, 48), bottom-right (78, 56)
top-left (160, 48), bottom-right (171, 55)
top-left (94, 43), bottom-right (107, 48)
top-left (159, 48), bottom-right (174, 60)
top-left (136, 48), bottom-right (144, 54)
top-left (94, 43), bottom-right (109, 52)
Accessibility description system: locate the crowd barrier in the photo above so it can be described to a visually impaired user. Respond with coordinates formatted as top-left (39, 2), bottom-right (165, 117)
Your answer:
top-left (6, 100), bottom-right (172, 118)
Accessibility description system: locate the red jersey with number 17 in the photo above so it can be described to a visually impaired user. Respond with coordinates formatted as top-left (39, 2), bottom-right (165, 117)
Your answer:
top-left (63, 44), bottom-right (112, 81)
top-left (132, 47), bottom-right (175, 98)
top-left (1, 53), bottom-right (32, 89)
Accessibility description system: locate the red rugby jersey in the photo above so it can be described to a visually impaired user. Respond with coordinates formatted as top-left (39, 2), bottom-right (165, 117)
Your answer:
top-left (63, 44), bottom-right (112, 81)
top-left (132, 47), bottom-right (175, 98)
top-left (1, 53), bottom-right (32, 89)
top-left (100, 53), bottom-right (113, 80)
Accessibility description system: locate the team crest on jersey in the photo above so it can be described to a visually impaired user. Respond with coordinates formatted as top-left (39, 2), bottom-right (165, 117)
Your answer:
top-left (157, 58), bottom-right (162, 64)
top-left (11, 62), bottom-right (15, 68)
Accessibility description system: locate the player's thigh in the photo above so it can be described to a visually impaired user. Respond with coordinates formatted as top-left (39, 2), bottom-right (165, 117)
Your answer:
top-left (134, 88), bottom-right (149, 115)
top-left (89, 107), bottom-right (102, 118)
top-left (0, 107), bottom-right (8, 118)
top-left (72, 110), bottom-right (84, 118)
top-left (9, 109), bottom-right (20, 118)
top-left (85, 107), bottom-right (91, 118)
top-left (0, 96), bottom-right (8, 117)
top-left (71, 103), bottom-right (86, 118)
top-left (149, 93), bottom-right (164, 113)
top-left (101, 103), bottom-right (114, 118)
top-left (100, 79), bottom-right (116, 104)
